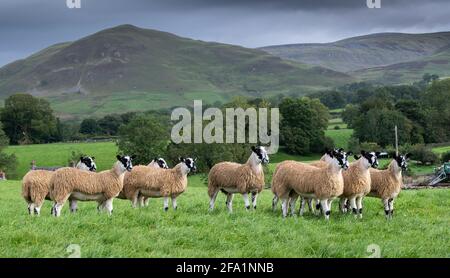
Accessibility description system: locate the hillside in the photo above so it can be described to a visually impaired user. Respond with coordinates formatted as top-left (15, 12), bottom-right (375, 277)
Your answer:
top-left (260, 32), bottom-right (450, 74)
top-left (0, 24), bottom-right (352, 119)
top-left (351, 45), bottom-right (450, 84)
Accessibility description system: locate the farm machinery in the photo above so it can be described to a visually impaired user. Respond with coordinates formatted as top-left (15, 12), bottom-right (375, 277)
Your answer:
top-left (429, 162), bottom-right (450, 186)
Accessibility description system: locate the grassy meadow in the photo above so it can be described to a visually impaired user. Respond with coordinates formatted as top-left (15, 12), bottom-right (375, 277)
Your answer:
top-left (1, 128), bottom-right (449, 257)
top-left (0, 179), bottom-right (449, 258)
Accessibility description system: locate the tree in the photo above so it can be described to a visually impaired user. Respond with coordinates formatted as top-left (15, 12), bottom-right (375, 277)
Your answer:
top-left (0, 122), bottom-right (17, 178)
top-left (97, 114), bottom-right (123, 136)
top-left (117, 114), bottom-right (169, 165)
top-left (342, 104), bottom-right (360, 128)
top-left (79, 119), bottom-right (99, 135)
top-left (0, 94), bottom-right (60, 144)
top-left (352, 108), bottom-right (413, 147)
top-left (279, 97), bottom-right (330, 154)
top-left (422, 78), bottom-right (450, 143)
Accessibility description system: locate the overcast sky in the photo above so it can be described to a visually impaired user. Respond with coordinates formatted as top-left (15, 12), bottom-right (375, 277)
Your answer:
top-left (0, 0), bottom-right (449, 66)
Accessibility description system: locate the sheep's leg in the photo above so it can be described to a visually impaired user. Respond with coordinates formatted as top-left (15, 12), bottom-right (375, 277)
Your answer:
top-left (28, 203), bottom-right (35, 215)
top-left (339, 198), bottom-right (347, 213)
top-left (289, 195), bottom-right (298, 216)
top-left (226, 193), bottom-right (234, 213)
top-left (320, 199), bottom-right (330, 220)
top-left (172, 196), bottom-right (177, 210)
top-left (69, 199), bottom-right (78, 213)
top-left (243, 193), bottom-right (250, 210)
top-left (138, 195), bottom-right (146, 208)
top-left (349, 197), bottom-right (358, 217)
top-left (104, 198), bottom-right (114, 216)
top-left (53, 202), bottom-right (64, 217)
top-left (144, 197), bottom-right (150, 207)
top-left (131, 191), bottom-right (140, 208)
top-left (281, 197), bottom-right (289, 218)
top-left (388, 198), bottom-right (394, 219)
top-left (306, 198), bottom-right (313, 214)
top-left (299, 197), bottom-right (306, 216)
top-left (272, 195), bottom-right (279, 212)
top-left (163, 197), bottom-right (169, 212)
top-left (382, 199), bottom-right (390, 220)
top-left (327, 199), bottom-right (333, 212)
top-left (34, 203), bottom-right (42, 216)
top-left (356, 196), bottom-right (363, 219)
top-left (208, 188), bottom-right (220, 211)
top-left (315, 199), bottom-right (322, 215)
top-left (251, 192), bottom-right (258, 210)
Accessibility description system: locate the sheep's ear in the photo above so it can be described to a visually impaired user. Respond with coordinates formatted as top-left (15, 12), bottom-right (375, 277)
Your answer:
top-left (154, 157), bottom-right (158, 161)
top-left (91, 157), bottom-right (95, 160)
top-left (360, 150), bottom-right (366, 156)
top-left (326, 149), bottom-right (334, 157)
top-left (80, 156), bottom-right (84, 161)
top-left (116, 155), bottom-right (122, 161)
top-left (179, 157), bottom-right (185, 162)
top-left (354, 155), bottom-right (361, 160)
top-left (405, 153), bottom-right (412, 159)
top-left (347, 151), bottom-right (353, 156)
top-left (375, 152), bottom-right (381, 157)
top-left (251, 146), bottom-right (257, 153)
top-left (131, 155), bottom-right (136, 160)
top-left (338, 148), bottom-right (344, 153)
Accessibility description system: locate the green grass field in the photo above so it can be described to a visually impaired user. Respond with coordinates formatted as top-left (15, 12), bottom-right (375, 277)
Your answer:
top-left (0, 180), bottom-right (448, 258)
top-left (4, 142), bottom-right (119, 179)
top-left (325, 129), bottom-right (354, 149)
top-left (1, 141), bottom-right (449, 257)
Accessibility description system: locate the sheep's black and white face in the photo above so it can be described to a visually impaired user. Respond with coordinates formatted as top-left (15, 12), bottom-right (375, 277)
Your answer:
top-left (361, 151), bottom-right (380, 168)
top-left (117, 155), bottom-right (135, 172)
top-left (251, 146), bottom-right (269, 164)
top-left (394, 153), bottom-right (410, 170)
top-left (328, 149), bottom-right (352, 170)
top-left (156, 158), bottom-right (169, 169)
top-left (180, 157), bottom-right (197, 172)
top-left (80, 156), bottom-right (97, 172)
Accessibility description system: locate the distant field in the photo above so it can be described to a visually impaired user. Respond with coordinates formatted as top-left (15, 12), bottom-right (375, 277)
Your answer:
top-left (5, 136), bottom-right (447, 179)
top-left (4, 142), bottom-right (118, 179)
top-left (325, 129), bottom-right (354, 149)
top-left (433, 146), bottom-right (450, 154)
top-left (0, 180), bottom-right (448, 257)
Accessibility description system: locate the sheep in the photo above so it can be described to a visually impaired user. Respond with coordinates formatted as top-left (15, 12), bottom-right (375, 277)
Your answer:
top-left (272, 149), bottom-right (350, 220)
top-left (122, 157), bottom-right (197, 211)
top-left (271, 150), bottom-right (337, 215)
top-left (338, 151), bottom-right (380, 218)
top-left (22, 156), bottom-right (96, 216)
top-left (368, 153), bottom-right (410, 219)
top-left (49, 155), bottom-right (134, 217)
top-left (208, 146), bottom-right (269, 212)
top-left (116, 157), bottom-right (169, 207)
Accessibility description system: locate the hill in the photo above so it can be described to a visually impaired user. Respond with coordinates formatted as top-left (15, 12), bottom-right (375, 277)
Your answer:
top-left (351, 45), bottom-right (450, 84)
top-left (0, 24), bottom-right (352, 119)
top-left (260, 32), bottom-right (450, 74)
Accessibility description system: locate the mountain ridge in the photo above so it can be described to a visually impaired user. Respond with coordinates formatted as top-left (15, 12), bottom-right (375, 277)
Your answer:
top-left (260, 31), bottom-right (450, 73)
top-left (0, 24), bottom-right (353, 118)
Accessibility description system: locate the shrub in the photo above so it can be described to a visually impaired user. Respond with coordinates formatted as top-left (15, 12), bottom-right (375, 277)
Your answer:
top-left (441, 151), bottom-right (450, 163)
top-left (404, 144), bottom-right (439, 165)
top-left (334, 125), bottom-right (340, 130)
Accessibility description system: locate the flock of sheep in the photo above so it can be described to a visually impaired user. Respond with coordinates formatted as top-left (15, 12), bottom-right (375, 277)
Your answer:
top-left (22, 146), bottom-right (410, 220)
